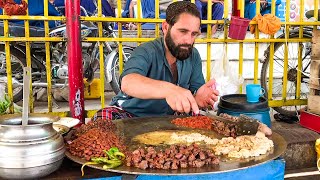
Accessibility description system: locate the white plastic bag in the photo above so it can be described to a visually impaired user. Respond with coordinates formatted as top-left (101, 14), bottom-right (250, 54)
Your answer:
top-left (211, 44), bottom-right (244, 109)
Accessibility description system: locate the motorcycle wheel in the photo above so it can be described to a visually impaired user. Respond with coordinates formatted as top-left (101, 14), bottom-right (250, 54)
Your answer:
top-left (109, 48), bottom-right (133, 94)
top-left (260, 31), bottom-right (311, 117)
top-left (0, 45), bottom-right (26, 102)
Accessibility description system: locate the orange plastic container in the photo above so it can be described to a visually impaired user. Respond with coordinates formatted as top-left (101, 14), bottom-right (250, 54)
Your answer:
top-left (228, 16), bottom-right (250, 40)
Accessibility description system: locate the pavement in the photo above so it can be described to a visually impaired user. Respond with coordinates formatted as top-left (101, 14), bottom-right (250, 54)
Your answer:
top-left (31, 91), bottom-right (116, 113)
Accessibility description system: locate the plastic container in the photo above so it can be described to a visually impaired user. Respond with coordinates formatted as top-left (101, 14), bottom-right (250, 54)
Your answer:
top-left (217, 94), bottom-right (271, 127)
top-left (228, 16), bottom-right (250, 40)
top-left (84, 78), bottom-right (101, 99)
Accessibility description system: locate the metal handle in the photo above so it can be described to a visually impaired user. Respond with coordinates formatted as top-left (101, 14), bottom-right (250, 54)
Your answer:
top-left (22, 67), bottom-right (31, 126)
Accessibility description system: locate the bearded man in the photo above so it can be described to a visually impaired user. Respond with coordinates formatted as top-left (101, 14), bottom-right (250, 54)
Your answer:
top-left (92, 1), bottom-right (219, 121)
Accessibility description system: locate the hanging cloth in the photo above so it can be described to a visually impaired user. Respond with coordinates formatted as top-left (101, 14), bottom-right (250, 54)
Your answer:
top-left (250, 13), bottom-right (281, 35)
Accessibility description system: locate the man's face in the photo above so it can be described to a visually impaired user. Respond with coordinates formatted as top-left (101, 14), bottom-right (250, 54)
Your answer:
top-left (163, 13), bottom-right (200, 60)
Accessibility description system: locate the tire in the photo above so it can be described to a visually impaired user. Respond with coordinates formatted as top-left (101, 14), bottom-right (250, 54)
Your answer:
top-left (0, 45), bottom-right (26, 102)
top-left (109, 48), bottom-right (134, 94)
top-left (260, 31), bottom-right (312, 116)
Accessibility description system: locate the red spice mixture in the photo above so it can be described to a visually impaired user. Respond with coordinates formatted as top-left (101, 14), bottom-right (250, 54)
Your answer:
top-left (171, 116), bottom-right (213, 130)
top-left (67, 119), bottom-right (126, 161)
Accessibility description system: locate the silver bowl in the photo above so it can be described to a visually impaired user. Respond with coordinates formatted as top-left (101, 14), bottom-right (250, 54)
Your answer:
top-left (0, 114), bottom-right (65, 179)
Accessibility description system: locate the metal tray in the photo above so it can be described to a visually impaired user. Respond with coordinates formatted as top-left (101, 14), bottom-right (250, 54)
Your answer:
top-left (66, 116), bottom-right (287, 175)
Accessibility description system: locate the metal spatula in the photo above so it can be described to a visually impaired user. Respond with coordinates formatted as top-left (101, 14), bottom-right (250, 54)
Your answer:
top-left (199, 111), bottom-right (260, 137)
top-left (22, 67), bottom-right (31, 126)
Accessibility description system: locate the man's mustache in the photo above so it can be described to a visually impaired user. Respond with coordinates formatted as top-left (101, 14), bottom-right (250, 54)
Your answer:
top-left (178, 44), bottom-right (192, 49)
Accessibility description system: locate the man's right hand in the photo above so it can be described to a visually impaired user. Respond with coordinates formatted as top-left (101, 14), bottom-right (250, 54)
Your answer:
top-left (165, 86), bottom-right (199, 114)
top-left (122, 73), bottom-right (200, 114)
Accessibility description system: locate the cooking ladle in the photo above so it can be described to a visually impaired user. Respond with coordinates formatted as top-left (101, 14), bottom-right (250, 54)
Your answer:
top-left (22, 67), bottom-right (31, 126)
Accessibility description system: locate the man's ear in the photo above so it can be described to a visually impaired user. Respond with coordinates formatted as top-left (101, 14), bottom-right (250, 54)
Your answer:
top-left (162, 21), bottom-right (169, 34)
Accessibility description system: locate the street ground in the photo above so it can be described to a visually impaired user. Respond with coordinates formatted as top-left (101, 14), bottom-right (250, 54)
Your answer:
top-left (32, 91), bottom-right (116, 113)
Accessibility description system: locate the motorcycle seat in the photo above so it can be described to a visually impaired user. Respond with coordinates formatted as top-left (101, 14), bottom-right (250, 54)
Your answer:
top-left (0, 21), bottom-right (45, 37)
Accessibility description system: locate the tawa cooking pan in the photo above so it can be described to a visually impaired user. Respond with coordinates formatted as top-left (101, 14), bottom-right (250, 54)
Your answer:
top-left (66, 116), bottom-right (287, 175)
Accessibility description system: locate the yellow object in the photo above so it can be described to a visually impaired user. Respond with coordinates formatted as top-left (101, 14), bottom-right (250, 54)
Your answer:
top-left (316, 139), bottom-right (320, 171)
top-left (84, 79), bottom-right (101, 99)
top-left (250, 14), bottom-right (281, 35)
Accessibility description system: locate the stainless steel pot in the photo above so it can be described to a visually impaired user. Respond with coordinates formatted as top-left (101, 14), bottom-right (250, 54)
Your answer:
top-left (0, 114), bottom-right (66, 179)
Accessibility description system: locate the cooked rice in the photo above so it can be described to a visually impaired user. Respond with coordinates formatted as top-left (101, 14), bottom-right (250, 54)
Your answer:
top-left (170, 131), bottom-right (274, 159)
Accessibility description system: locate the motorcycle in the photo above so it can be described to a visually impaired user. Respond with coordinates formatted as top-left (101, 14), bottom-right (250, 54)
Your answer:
top-left (92, 22), bottom-right (134, 95)
top-left (0, 0), bottom-right (134, 102)
top-left (0, 21), bottom-right (101, 102)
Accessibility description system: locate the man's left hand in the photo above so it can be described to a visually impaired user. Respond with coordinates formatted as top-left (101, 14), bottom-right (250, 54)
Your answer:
top-left (194, 79), bottom-right (219, 108)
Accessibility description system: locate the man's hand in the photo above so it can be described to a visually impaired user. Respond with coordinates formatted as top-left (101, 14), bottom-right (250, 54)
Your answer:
top-left (165, 86), bottom-right (199, 114)
top-left (194, 79), bottom-right (219, 108)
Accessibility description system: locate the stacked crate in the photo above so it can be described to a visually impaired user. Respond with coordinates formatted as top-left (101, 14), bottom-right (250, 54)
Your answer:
top-left (308, 29), bottom-right (320, 115)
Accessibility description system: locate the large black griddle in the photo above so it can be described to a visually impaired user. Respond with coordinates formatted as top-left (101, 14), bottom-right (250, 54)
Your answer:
top-left (66, 116), bottom-right (287, 175)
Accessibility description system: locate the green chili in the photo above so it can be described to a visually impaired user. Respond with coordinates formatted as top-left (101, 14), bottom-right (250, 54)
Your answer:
top-left (91, 157), bottom-right (111, 164)
top-left (114, 152), bottom-right (126, 160)
top-left (82, 147), bottom-right (125, 176)
top-left (81, 161), bottom-right (99, 176)
top-left (103, 162), bottom-right (122, 169)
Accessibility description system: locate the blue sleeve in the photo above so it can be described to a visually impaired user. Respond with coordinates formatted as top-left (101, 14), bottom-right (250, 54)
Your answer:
top-left (102, 0), bottom-right (115, 17)
top-left (122, 0), bottom-right (132, 17)
top-left (26, 0), bottom-right (60, 16)
top-left (80, 0), bottom-right (96, 16)
top-left (142, 0), bottom-right (155, 18)
top-left (54, 0), bottom-right (65, 6)
top-left (48, 3), bottom-right (60, 16)
top-left (267, 0), bottom-right (282, 6)
top-left (189, 48), bottom-right (205, 93)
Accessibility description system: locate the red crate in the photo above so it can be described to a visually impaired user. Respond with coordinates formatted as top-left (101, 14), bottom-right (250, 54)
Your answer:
top-left (300, 110), bottom-right (320, 133)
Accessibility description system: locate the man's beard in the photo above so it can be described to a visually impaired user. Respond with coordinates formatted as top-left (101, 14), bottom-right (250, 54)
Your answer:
top-left (165, 28), bottom-right (193, 60)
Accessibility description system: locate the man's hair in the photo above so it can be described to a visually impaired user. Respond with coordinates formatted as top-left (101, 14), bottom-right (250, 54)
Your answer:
top-left (165, 1), bottom-right (201, 26)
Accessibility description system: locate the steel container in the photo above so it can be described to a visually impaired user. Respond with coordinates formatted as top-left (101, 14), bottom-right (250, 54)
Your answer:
top-left (0, 114), bottom-right (65, 179)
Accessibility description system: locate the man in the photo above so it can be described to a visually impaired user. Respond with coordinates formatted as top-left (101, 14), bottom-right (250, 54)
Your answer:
top-left (195, 0), bottom-right (224, 36)
top-left (245, 0), bottom-right (281, 20)
top-left (93, 1), bottom-right (219, 120)
top-left (54, 0), bottom-right (115, 17)
top-left (121, 0), bottom-right (157, 30)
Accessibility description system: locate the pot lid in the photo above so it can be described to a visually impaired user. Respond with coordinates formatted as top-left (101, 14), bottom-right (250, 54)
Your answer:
top-left (219, 94), bottom-right (269, 112)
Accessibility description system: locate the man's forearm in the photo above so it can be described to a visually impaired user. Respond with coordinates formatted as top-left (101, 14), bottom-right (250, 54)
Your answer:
top-left (121, 73), bottom-right (178, 99)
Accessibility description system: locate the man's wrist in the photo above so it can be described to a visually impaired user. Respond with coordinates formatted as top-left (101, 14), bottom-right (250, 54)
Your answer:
top-left (193, 90), bottom-right (197, 97)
